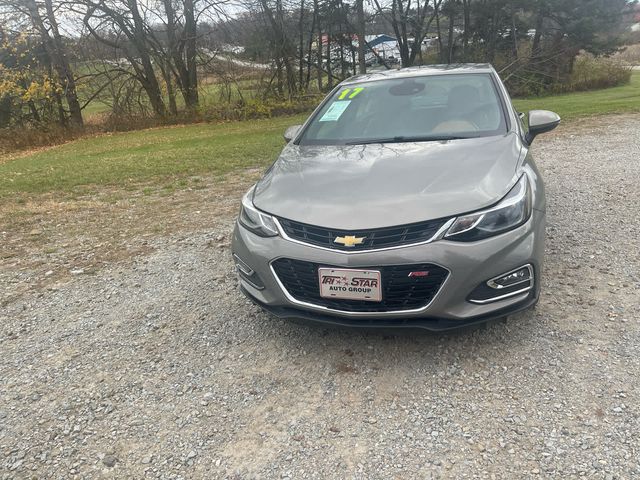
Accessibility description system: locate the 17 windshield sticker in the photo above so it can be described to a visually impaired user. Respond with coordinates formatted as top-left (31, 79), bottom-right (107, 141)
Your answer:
top-left (338, 87), bottom-right (364, 99)
top-left (319, 100), bottom-right (351, 122)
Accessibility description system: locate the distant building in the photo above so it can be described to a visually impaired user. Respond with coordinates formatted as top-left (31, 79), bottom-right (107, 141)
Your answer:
top-left (364, 34), bottom-right (400, 63)
top-left (365, 34), bottom-right (397, 48)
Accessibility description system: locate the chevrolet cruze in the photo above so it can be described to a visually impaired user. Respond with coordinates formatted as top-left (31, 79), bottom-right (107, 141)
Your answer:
top-left (232, 64), bottom-right (560, 330)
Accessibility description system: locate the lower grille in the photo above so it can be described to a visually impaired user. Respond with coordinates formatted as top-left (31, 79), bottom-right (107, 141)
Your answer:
top-left (271, 258), bottom-right (449, 313)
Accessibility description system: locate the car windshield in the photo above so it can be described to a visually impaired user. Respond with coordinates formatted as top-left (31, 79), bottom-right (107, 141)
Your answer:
top-left (298, 73), bottom-right (507, 145)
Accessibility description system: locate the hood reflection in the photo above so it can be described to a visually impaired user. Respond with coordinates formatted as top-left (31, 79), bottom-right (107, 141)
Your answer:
top-left (254, 134), bottom-right (522, 230)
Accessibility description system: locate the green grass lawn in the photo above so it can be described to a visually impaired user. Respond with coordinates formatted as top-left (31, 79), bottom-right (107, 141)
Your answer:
top-left (512, 71), bottom-right (640, 120)
top-left (1, 72), bottom-right (639, 199)
top-left (0, 115), bottom-right (306, 199)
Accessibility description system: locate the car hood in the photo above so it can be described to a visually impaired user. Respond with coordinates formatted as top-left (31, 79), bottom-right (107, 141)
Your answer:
top-left (253, 134), bottom-right (523, 230)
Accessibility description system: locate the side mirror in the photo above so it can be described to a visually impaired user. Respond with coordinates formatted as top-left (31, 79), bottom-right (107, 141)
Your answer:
top-left (283, 125), bottom-right (302, 143)
top-left (526, 110), bottom-right (560, 144)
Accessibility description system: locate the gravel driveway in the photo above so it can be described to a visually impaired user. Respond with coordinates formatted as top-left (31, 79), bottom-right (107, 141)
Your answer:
top-left (1, 115), bottom-right (639, 479)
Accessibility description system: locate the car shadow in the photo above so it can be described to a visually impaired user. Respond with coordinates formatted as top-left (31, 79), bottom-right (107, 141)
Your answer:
top-left (242, 302), bottom-right (544, 368)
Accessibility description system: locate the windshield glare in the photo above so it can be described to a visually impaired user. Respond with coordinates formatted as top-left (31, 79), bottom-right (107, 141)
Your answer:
top-left (299, 73), bottom-right (507, 145)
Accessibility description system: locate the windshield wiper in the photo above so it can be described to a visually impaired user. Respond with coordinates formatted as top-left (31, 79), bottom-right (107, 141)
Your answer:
top-left (345, 135), bottom-right (471, 145)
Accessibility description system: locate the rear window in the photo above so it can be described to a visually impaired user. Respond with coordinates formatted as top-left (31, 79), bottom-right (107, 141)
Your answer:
top-left (299, 73), bottom-right (507, 145)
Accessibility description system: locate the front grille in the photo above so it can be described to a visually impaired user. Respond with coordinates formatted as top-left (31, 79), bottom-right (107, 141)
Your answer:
top-left (277, 216), bottom-right (450, 251)
top-left (272, 258), bottom-right (449, 312)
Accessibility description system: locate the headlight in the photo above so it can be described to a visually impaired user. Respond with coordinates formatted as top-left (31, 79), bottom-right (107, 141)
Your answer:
top-left (238, 187), bottom-right (279, 237)
top-left (445, 174), bottom-right (532, 241)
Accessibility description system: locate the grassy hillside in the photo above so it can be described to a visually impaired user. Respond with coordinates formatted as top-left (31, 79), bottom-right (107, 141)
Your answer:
top-left (1, 72), bottom-right (639, 199)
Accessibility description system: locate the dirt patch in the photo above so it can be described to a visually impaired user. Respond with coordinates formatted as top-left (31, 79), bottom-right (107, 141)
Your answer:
top-left (0, 170), bottom-right (261, 305)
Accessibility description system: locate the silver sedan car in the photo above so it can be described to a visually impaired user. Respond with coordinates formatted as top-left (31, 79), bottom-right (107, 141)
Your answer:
top-left (231, 64), bottom-right (560, 331)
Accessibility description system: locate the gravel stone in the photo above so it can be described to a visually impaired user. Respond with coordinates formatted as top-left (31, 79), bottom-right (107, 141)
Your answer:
top-left (102, 455), bottom-right (117, 468)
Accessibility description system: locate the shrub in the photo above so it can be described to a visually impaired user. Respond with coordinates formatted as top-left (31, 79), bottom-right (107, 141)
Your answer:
top-left (505, 53), bottom-right (632, 97)
top-left (557, 54), bottom-right (632, 93)
top-left (200, 96), bottom-right (321, 122)
top-left (0, 124), bottom-right (87, 155)
top-left (613, 43), bottom-right (640, 65)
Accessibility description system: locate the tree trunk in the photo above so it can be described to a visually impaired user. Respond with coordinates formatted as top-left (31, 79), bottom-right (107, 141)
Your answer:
top-left (356, 0), bottom-right (366, 73)
top-left (393, 0), bottom-right (411, 67)
top-left (435, 3), bottom-right (444, 62)
top-left (275, 58), bottom-right (284, 96)
top-left (338, 9), bottom-right (345, 80)
top-left (315, 0), bottom-right (323, 90)
top-left (326, 27), bottom-right (333, 89)
top-left (511, 8), bottom-right (518, 60)
top-left (183, 0), bottom-right (199, 108)
top-left (531, 11), bottom-right (545, 57)
top-left (161, 61), bottom-right (178, 116)
top-left (128, 0), bottom-right (167, 117)
top-left (162, 0), bottom-right (186, 111)
top-left (447, 7), bottom-right (455, 63)
top-left (44, 0), bottom-right (83, 126)
top-left (306, 7), bottom-right (317, 89)
top-left (0, 96), bottom-right (14, 128)
top-left (54, 89), bottom-right (66, 127)
top-left (462, 0), bottom-right (470, 59)
top-left (298, 0), bottom-right (305, 90)
top-left (165, 0), bottom-right (199, 109)
top-left (486, 6), bottom-right (502, 63)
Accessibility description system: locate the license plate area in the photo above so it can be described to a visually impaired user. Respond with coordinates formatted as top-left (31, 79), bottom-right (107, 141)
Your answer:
top-left (318, 268), bottom-right (382, 302)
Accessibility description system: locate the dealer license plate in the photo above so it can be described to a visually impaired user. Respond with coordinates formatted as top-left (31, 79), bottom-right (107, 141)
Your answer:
top-left (318, 268), bottom-right (382, 302)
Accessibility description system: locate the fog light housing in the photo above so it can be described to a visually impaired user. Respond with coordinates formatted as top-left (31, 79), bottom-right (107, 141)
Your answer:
top-left (233, 254), bottom-right (265, 290)
top-left (488, 266), bottom-right (531, 289)
top-left (468, 265), bottom-right (533, 304)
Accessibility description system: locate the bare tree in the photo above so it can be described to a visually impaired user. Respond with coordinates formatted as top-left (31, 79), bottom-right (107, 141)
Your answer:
top-left (161, 0), bottom-right (199, 109)
top-left (372, 0), bottom-right (442, 67)
top-left (80, 0), bottom-right (168, 117)
top-left (22, 0), bottom-right (84, 126)
top-left (257, 0), bottom-right (298, 96)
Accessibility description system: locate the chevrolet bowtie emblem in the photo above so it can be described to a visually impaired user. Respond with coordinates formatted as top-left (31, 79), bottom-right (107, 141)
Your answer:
top-left (334, 235), bottom-right (365, 247)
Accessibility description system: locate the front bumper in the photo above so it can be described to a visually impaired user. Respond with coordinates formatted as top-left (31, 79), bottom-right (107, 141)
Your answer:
top-left (231, 210), bottom-right (545, 330)
top-left (240, 285), bottom-right (538, 332)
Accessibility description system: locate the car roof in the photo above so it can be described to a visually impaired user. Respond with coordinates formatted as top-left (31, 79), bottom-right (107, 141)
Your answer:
top-left (341, 63), bottom-right (496, 85)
